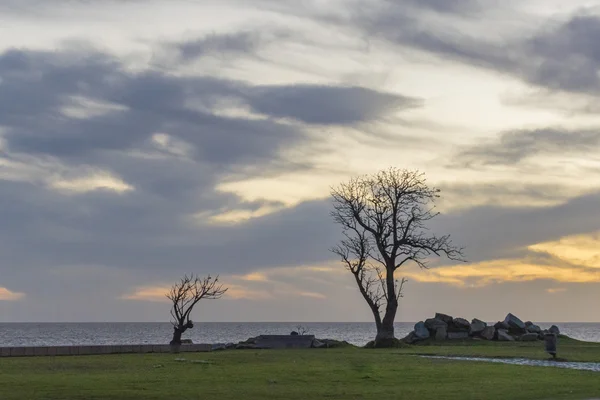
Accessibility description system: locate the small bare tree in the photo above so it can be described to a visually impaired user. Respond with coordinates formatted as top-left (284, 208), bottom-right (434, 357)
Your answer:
top-left (167, 274), bottom-right (227, 345)
top-left (331, 168), bottom-right (464, 347)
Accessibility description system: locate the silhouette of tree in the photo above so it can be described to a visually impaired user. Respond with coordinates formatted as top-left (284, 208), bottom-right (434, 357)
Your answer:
top-left (167, 274), bottom-right (227, 345)
top-left (331, 168), bottom-right (464, 347)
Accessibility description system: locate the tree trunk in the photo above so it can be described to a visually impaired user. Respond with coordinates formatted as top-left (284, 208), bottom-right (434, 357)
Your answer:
top-left (170, 326), bottom-right (185, 345)
top-left (374, 297), bottom-right (398, 347)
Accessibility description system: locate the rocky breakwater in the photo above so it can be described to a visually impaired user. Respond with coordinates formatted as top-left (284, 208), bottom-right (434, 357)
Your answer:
top-left (403, 312), bottom-right (561, 344)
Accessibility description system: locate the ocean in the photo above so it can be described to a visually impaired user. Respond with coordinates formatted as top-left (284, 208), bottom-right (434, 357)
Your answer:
top-left (1, 322), bottom-right (599, 347)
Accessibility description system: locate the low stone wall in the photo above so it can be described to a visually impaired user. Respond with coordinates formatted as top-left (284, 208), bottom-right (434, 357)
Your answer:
top-left (0, 343), bottom-right (212, 357)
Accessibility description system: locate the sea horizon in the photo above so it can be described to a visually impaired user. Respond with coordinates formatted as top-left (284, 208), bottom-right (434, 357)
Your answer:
top-left (2, 321), bottom-right (599, 347)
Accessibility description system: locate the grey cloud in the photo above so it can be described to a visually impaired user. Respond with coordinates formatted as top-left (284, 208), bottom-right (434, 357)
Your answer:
top-left (174, 32), bottom-right (261, 61)
top-left (454, 127), bottom-right (600, 166)
top-left (400, 0), bottom-right (484, 14)
top-left (245, 85), bottom-right (420, 125)
top-left (0, 45), bottom-right (371, 310)
top-left (0, 47), bottom-right (410, 162)
top-left (523, 15), bottom-right (600, 93)
top-left (355, 7), bottom-right (600, 96)
top-left (430, 189), bottom-right (600, 265)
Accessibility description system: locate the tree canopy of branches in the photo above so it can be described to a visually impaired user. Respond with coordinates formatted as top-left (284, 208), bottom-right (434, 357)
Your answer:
top-left (167, 274), bottom-right (227, 345)
top-left (331, 168), bottom-right (464, 347)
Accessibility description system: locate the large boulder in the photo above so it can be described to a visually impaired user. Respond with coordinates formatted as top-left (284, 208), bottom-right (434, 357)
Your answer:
top-left (527, 324), bottom-right (542, 334)
top-left (496, 329), bottom-right (515, 342)
top-left (450, 317), bottom-right (471, 332)
top-left (434, 313), bottom-right (454, 325)
top-left (494, 321), bottom-right (510, 330)
top-left (519, 333), bottom-right (539, 342)
top-left (469, 319), bottom-right (487, 336)
top-left (504, 313), bottom-right (526, 334)
top-left (414, 321), bottom-right (430, 340)
top-left (425, 318), bottom-right (448, 332)
top-left (401, 332), bottom-right (418, 344)
top-left (549, 325), bottom-right (560, 335)
top-left (480, 326), bottom-right (495, 340)
top-left (448, 331), bottom-right (469, 340)
top-left (435, 326), bottom-right (447, 341)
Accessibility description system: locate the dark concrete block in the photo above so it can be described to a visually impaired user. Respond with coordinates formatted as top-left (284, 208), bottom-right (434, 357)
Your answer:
top-left (140, 345), bottom-right (153, 353)
top-left (119, 345), bottom-right (134, 354)
top-left (33, 347), bottom-right (48, 357)
top-left (56, 346), bottom-right (72, 356)
top-left (10, 347), bottom-right (26, 357)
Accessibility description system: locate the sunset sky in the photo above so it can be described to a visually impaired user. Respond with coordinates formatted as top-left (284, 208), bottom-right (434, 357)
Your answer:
top-left (1, 0), bottom-right (600, 323)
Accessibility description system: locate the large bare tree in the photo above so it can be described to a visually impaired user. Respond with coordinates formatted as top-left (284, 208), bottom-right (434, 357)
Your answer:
top-left (167, 274), bottom-right (227, 345)
top-left (331, 168), bottom-right (464, 347)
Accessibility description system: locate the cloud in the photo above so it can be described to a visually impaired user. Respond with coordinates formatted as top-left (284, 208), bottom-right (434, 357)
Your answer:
top-left (313, 2), bottom-right (600, 100)
top-left (121, 286), bottom-right (170, 302)
top-left (408, 231), bottom-right (600, 287)
top-left (173, 32), bottom-right (261, 62)
top-left (522, 15), bottom-right (600, 94)
top-left (411, 260), bottom-right (600, 287)
top-left (530, 232), bottom-right (600, 269)
top-left (245, 85), bottom-right (420, 125)
top-left (0, 287), bottom-right (25, 301)
top-left (429, 190), bottom-right (600, 265)
top-left (49, 171), bottom-right (134, 194)
top-left (437, 181), bottom-right (595, 211)
top-left (454, 127), bottom-right (600, 167)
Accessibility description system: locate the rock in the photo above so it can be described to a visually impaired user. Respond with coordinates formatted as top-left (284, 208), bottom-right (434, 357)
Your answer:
top-left (434, 313), bottom-right (454, 325)
top-left (549, 325), bottom-right (560, 335)
top-left (400, 332), bottom-right (418, 344)
top-left (425, 318), bottom-right (448, 332)
top-left (519, 333), bottom-right (539, 342)
top-left (450, 317), bottom-right (470, 332)
top-left (235, 343), bottom-right (257, 349)
top-left (414, 321), bottom-right (430, 340)
top-left (494, 321), bottom-right (510, 330)
top-left (469, 319), bottom-right (487, 335)
top-left (447, 331), bottom-right (469, 340)
top-left (435, 326), bottom-right (447, 340)
top-left (525, 321), bottom-right (533, 327)
top-left (480, 326), bottom-right (495, 340)
top-left (504, 313), bottom-right (526, 333)
top-left (496, 329), bottom-right (515, 341)
top-left (211, 343), bottom-right (227, 351)
top-left (239, 336), bottom-right (258, 345)
top-left (311, 339), bottom-right (327, 348)
top-left (319, 339), bottom-right (352, 348)
top-left (527, 324), bottom-right (541, 334)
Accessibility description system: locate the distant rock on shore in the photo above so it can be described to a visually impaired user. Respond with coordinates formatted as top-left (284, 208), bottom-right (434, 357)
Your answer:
top-left (211, 335), bottom-right (351, 351)
top-left (402, 313), bottom-right (561, 344)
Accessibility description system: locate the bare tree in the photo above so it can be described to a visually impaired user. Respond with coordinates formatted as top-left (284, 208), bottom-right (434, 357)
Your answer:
top-left (166, 274), bottom-right (228, 345)
top-left (331, 168), bottom-right (464, 347)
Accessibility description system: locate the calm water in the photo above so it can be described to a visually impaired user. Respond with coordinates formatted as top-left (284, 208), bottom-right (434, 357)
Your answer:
top-left (421, 356), bottom-right (600, 372)
top-left (0, 322), bottom-right (598, 347)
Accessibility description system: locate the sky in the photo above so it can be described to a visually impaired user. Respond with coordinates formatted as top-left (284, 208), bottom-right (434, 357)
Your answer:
top-left (1, 0), bottom-right (600, 323)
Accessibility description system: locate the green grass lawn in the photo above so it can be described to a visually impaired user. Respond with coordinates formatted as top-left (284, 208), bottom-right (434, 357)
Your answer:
top-left (1, 338), bottom-right (599, 400)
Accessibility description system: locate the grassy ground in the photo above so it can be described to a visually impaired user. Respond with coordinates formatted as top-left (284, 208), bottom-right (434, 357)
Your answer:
top-left (1, 338), bottom-right (599, 400)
